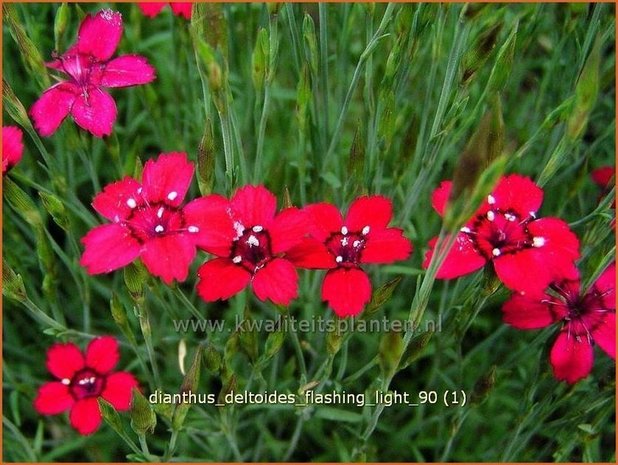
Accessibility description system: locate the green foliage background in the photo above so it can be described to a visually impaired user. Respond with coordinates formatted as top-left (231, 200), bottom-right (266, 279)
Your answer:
top-left (2, 2), bottom-right (616, 462)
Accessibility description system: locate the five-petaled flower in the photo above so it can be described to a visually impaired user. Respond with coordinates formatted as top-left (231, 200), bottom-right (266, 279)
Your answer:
top-left (137, 2), bottom-right (192, 19)
top-left (424, 175), bottom-right (580, 295)
top-left (30, 9), bottom-right (156, 138)
top-left (195, 185), bottom-right (308, 306)
top-left (34, 336), bottom-right (139, 435)
top-left (2, 126), bottom-right (24, 175)
top-left (80, 152), bottom-right (221, 284)
top-left (287, 196), bottom-right (413, 317)
top-left (502, 263), bottom-right (615, 384)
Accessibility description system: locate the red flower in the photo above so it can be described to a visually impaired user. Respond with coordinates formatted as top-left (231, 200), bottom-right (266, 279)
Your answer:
top-left (195, 185), bottom-right (308, 306)
top-left (138, 2), bottom-right (192, 19)
top-left (502, 263), bottom-right (615, 384)
top-left (288, 196), bottom-right (413, 317)
top-left (80, 152), bottom-right (220, 284)
top-left (591, 166), bottom-right (615, 190)
top-left (30, 10), bottom-right (156, 137)
top-left (34, 336), bottom-right (139, 435)
top-left (2, 126), bottom-right (24, 174)
top-left (424, 175), bottom-right (580, 295)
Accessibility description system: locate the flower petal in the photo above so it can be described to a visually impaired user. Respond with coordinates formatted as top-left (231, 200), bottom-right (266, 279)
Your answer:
top-left (85, 336), bottom-right (119, 374)
top-left (29, 82), bottom-right (77, 137)
top-left (141, 152), bottom-right (194, 206)
top-left (287, 238), bottom-right (336, 269)
top-left (140, 234), bottom-right (196, 284)
top-left (137, 2), bottom-right (167, 17)
top-left (230, 185), bottom-right (277, 228)
top-left (92, 177), bottom-right (142, 222)
top-left (183, 195), bottom-right (235, 255)
top-left (491, 174), bottom-right (544, 217)
top-left (46, 342), bottom-right (84, 380)
top-left (100, 55), bottom-right (156, 88)
top-left (34, 382), bottom-right (74, 415)
top-left (196, 258), bottom-right (251, 302)
top-left (71, 87), bottom-right (117, 137)
top-left (77, 9), bottom-right (123, 61)
top-left (424, 234), bottom-right (486, 279)
top-left (527, 217), bottom-right (580, 282)
top-left (252, 258), bottom-right (298, 306)
top-left (2, 126), bottom-right (24, 174)
top-left (269, 207), bottom-right (309, 254)
top-left (550, 331), bottom-right (594, 384)
top-left (592, 262), bottom-right (616, 311)
top-left (102, 372), bottom-right (139, 411)
top-left (322, 267), bottom-right (372, 317)
top-left (170, 3), bottom-right (192, 18)
top-left (493, 249), bottom-right (554, 294)
top-left (80, 224), bottom-right (142, 274)
top-left (361, 228), bottom-right (412, 264)
top-left (502, 293), bottom-right (561, 329)
top-left (431, 180), bottom-right (452, 217)
top-left (69, 398), bottom-right (102, 435)
top-left (345, 195), bottom-right (393, 232)
top-left (591, 166), bottom-right (614, 189)
top-left (304, 202), bottom-right (344, 241)
top-left (592, 312), bottom-right (615, 360)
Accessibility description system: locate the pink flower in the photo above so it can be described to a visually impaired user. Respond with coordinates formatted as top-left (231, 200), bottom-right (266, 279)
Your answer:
top-left (30, 9), bottom-right (156, 137)
top-left (195, 185), bottom-right (308, 306)
top-left (502, 263), bottom-right (615, 384)
top-left (138, 2), bottom-right (192, 19)
top-left (424, 174), bottom-right (580, 295)
top-left (80, 152), bottom-right (220, 284)
top-left (34, 336), bottom-right (139, 435)
top-left (287, 196), bottom-right (413, 317)
top-left (2, 126), bottom-right (24, 174)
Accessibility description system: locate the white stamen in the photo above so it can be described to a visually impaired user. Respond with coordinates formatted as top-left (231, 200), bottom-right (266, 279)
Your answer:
top-left (353, 240), bottom-right (361, 247)
top-left (487, 211), bottom-right (495, 221)
top-left (155, 225), bottom-right (164, 233)
top-left (529, 211), bottom-right (537, 219)
top-left (188, 226), bottom-right (199, 233)
top-left (252, 225), bottom-right (263, 232)
top-left (90, 376), bottom-right (96, 383)
top-left (247, 235), bottom-right (260, 247)
top-left (532, 236), bottom-right (545, 248)
top-left (335, 256), bottom-right (343, 263)
top-left (487, 194), bottom-right (496, 205)
top-left (341, 226), bottom-right (349, 235)
top-left (233, 221), bottom-right (245, 238)
top-left (232, 256), bottom-right (242, 264)
top-left (341, 237), bottom-right (349, 246)
top-left (167, 191), bottom-right (178, 201)
top-left (137, 187), bottom-right (142, 194)
top-left (157, 207), bottom-right (164, 218)
top-left (126, 198), bottom-right (137, 209)
top-left (362, 226), bottom-right (371, 235)
top-left (492, 248), bottom-right (501, 257)
top-left (61, 378), bottom-right (70, 385)
top-left (113, 215), bottom-right (120, 223)
top-left (505, 213), bottom-right (516, 222)
top-left (460, 226), bottom-right (471, 233)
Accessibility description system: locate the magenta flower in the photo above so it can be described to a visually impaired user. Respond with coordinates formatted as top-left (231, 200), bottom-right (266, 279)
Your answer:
top-left (2, 126), bottom-right (24, 175)
top-left (80, 152), bottom-right (225, 284)
top-left (138, 2), bottom-right (193, 19)
top-left (30, 9), bottom-right (156, 137)
top-left (503, 263), bottom-right (615, 384)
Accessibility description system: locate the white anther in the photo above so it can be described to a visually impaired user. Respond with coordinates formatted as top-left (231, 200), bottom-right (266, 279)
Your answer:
top-left (61, 378), bottom-right (70, 385)
top-left (532, 237), bottom-right (545, 248)
top-left (137, 187), bottom-right (143, 194)
top-left (341, 226), bottom-right (349, 235)
top-left (167, 191), bottom-right (178, 201)
top-left (362, 226), bottom-right (371, 235)
top-left (188, 226), bottom-right (199, 233)
top-left (505, 213), bottom-right (516, 222)
top-left (529, 211), bottom-right (537, 219)
top-left (126, 198), bottom-right (137, 208)
top-left (341, 237), bottom-right (349, 246)
top-left (155, 225), bottom-right (164, 233)
top-left (487, 194), bottom-right (496, 205)
top-left (113, 215), bottom-right (120, 223)
top-left (232, 256), bottom-right (242, 264)
top-left (252, 225), bottom-right (263, 232)
top-left (487, 211), bottom-right (495, 221)
top-left (247, 235), bottom-right (260, 247)
top-left (492, 248), bottom-right (501, 257)
top-left (335, 256), bottom-right (343, 263)
top-left (157, 207), bottom-right (164, 218)
top-left (89, 376), bottom-right (96, 383)
top-left (233, 221), bottom-right (244, 238)
top-left (353, 240), bottom-right (361, 247)
top-left (460, 226), bottom-right (471, 233)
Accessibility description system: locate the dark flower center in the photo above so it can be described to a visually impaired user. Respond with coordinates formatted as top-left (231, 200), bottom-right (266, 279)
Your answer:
top-left (548, 281), bottom-right (610, 337)
top-left (69, 369), bottom-right (105, 400)
top-left (463, 207), bottom-right (541, 260)
top-left (325, 226), bottom-right (369, 266)
top-left (230, 224), bottom-right (273, 272)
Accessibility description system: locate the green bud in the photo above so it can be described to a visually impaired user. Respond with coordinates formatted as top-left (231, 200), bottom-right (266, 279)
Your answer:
top-left (98, 398), bottom-right (125, 436)
top-left (203, 343), bottom-right (222, 373)
top-left (39, 192), bottom-right (70, 231)
top-left (400, 331), bottom-right (433, 370)
top-left (110, 293), bottom-right (137, 345)
top-left (487, 22), bottom-right (517, 94)
top-left (130, 388), bottom-right (157, 435)
top-left (2, 259), bottom-right (27, 302)
top-left (362, 277), bottom-right (402, 319)
top-left (3, 178), bottom-right (43, 228)
top-left (302, 15), bottom-right (318, 79)
top-left (471, 365), bottom-right (497, 405)
top-left (252, 28), bottom-right (269, 91)
top-left (54, 3), bottom-right (71, 52)
top-left (172, 345), bottom-right (202, 430)
top-left (379, 331), bottom-right (404, 377)
top-left (2, 79), bottom-right (31, 130)
top-left (238, 312), bottom-right (259, 363)
top-left (197, 119), bottom-right (216, 195)
top-left (217, 374), bottom-right (237, 405)
top-left (326, 324), bottom-right (344, 355)
top-left (124, 262), bottom-right (147, 301)
top-left (263, 324), bottom-right (285, 360)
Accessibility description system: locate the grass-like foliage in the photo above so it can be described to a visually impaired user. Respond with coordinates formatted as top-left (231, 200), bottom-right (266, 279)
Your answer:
top-left (3, 3), bottom-right (616, 462)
